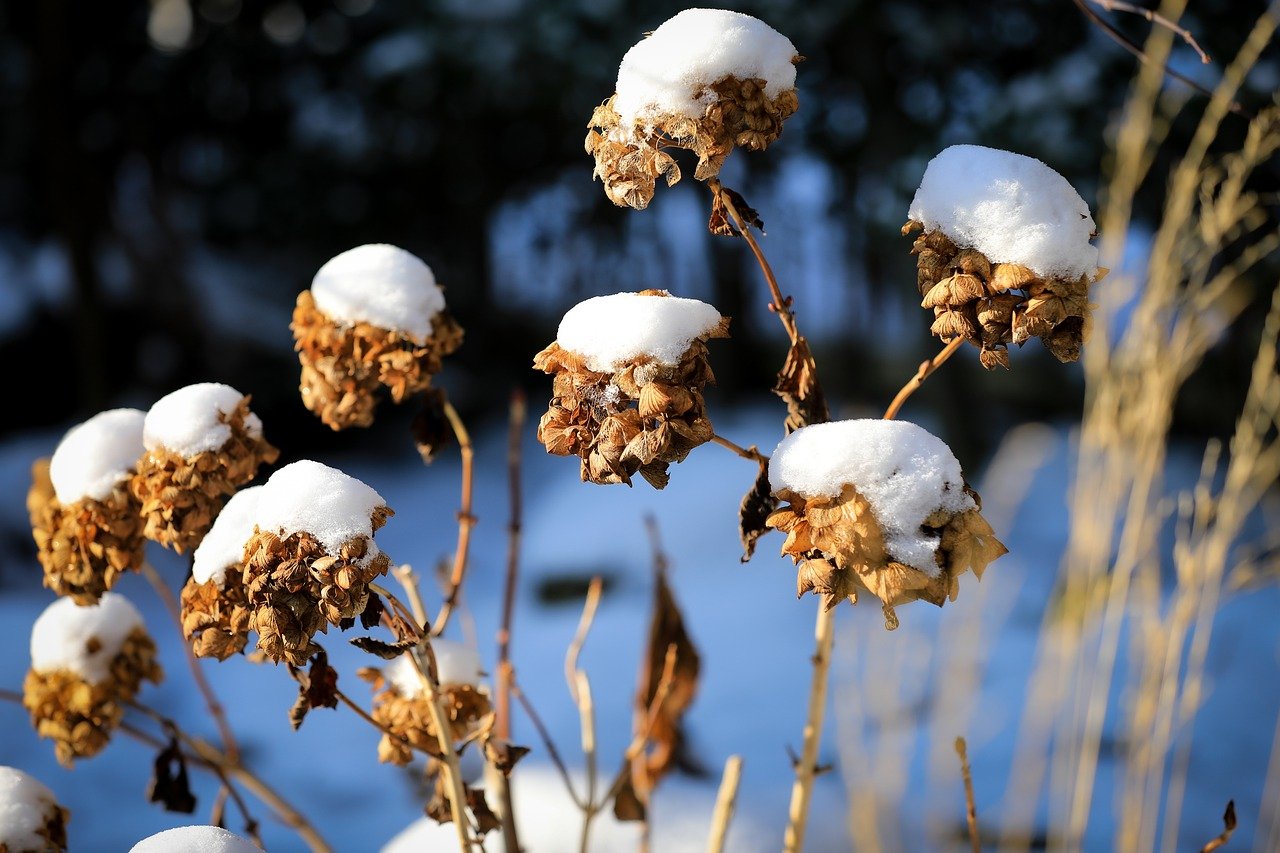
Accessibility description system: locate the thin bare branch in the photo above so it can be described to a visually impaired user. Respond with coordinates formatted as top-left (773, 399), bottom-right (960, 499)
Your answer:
top-left (955, 737), bottom-right (982, 853)
top-left (434, 396), bottom-right (478, 636)
top-left (711, 433), bottom-right (770, 465)
top-left (1089, 0), bottom-right (1210, 63)
top-left (706, 755), bottom-right (745, 853)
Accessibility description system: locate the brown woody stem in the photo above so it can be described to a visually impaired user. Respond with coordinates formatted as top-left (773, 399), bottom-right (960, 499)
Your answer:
top-left (433, 397), bottom-right (477, 637)
top-left (496, 389), bottom-right (527, 853)
top-left (882, 337), bottom-right (965, 421)
top-left (955, 737), bottom-right (982, 853)
top-left (711, 433), bottom-right (770, 464)
top-left (707, 755), bottom-right (745, 853)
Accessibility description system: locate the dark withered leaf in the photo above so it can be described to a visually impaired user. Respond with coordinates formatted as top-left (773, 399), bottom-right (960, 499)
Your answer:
top-left (612, 765), bottom-right (647, 822)
top-left (360, 593), bottom-right (386, 629)
top-left (337, 615), bottom-right (356, 631)
top-left (635, 568), bottom-right (702, 791)
top-left (468, 788), bottom-right (503, 836)
top-left (288, 690), bottom-right (309, 730)
top-left (773, 336), bottom-right (829, 432)
top-left (723, 186), bottom-right (764, 233)
top-left (738, 459), bottom-right (777, 562)
top-left (1200, 800), bottom-right (1237, 853)
top-left (482, 739), bottom-right (531, 776)
top-left (351, 636), bottom-right (416, 659)
top-left (148, 737), bottom-right (197, 814)
top-left (412, 388), bottom-right (453, 465)
top-left (306, 650), bottom-right (339, 711)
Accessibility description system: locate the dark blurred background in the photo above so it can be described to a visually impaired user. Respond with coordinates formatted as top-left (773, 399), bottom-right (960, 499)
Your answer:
top-left (1, 0), bottom-right (1275, 467)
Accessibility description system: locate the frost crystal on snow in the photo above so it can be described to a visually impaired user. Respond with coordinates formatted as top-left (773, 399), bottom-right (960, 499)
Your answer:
top-left (0, 766), bottom-right (64, 852)
top-left (311, 243), bottom-right (446, 345)
top-left (556, 291), bottom-right (724, 372)
top-left (252, 460), bottom-right (386, 562)
top-left (386, 637), bottom-right (485, 697)
top-left (907, 144), bottom-right (1099, 280)
top-left (769, 420), bottom-right (975, 573)
top-left (128, 825), bottom-right (262, 853)
top-left (613, 8), bottom-right (799, 127)
top-left (29, 593), bottom-right (146, 685)
top-left (48, 408), bottom-right (146, 504)
top-left (144, 382), bottom-right (264, 457)
top-left (192, 485), bottom-right (262, 587)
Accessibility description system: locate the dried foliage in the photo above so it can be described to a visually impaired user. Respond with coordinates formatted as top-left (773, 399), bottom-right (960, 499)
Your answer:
top-left (902, 222), bottom-right (1106, 369)
top-left (180, 573), bottom-right (253, 662)
top-left (737, 460), bottom-right (777, 562)
top-left (28, 458), bottom-right (146, 605)
top-left (241, 509), bottom-right (393, 666)
top-left (146, 736), bottom-right (197, 814)
top-left (585, 72), bottom-right (799, 210)
top-left (533, 291), bottom-right (730, 488)
top-left (362, 666), bottom-right (492, 767)
top-left (767, 484), bottom-right (1005, 625)
top-left (292, 290), bottom-right (464, 431)
top-left (130, 397), bottom-right (278, 553)
top-left (22, 628), bottom-right (163, 767)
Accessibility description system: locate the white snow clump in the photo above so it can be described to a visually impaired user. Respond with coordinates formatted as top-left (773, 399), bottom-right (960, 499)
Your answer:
top-left (0, 766), bottom-right (61, 851)
top-left (48, 408), bottom-right (146, 504)
top-left (144, 382), bottom-right (262, 458)
top-left (387, 636), bottom-right (485, 697)
top-left (252, 460), bottom-right (386, 561)
top-left (192, 485), bottom-right (262, 587)
top-left (556, 292), bottom-right (723, 372)
top-left (311, 243), bottom-right (445, 345)
top-left (769, 419), bottom-right (975, 573)
top-left (128, 825), bottom-right (262, 853)
top-left (29, 593), bottom-right (146, 684)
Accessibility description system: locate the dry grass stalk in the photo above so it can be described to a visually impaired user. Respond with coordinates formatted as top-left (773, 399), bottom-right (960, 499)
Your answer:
top-left (705, 754), bottom-right (744, 853)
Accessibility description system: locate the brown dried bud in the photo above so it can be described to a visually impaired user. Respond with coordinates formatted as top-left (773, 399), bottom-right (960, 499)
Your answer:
top-left (180, 574), bottom-right (253, 662)
top-left (368, 662), bottom-right (493, 766)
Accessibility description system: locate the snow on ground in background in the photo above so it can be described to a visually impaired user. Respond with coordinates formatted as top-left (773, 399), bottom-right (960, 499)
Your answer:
top-left (0, 765), bottom-right (62, 851)
top-left (555, 291), bottom-right (724, 371)
top-left (0, 404), bottom-right (1276, 851)
top-left (386, 637), bottom-right (484, 695)
top-left (310, 243), bottom-right (445, 344)
top-left (143, 383), bottom-right (261, 457)
top-left (907, 144), bottom-right (1099, 279)
top-left (192, 486), bottom-right (261, 587)
top-left (48, 408), bottom-right (145, 504)
top-left (29, 593), bottom-right (147, 684)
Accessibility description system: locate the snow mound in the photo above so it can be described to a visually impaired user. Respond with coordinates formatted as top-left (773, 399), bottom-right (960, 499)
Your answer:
top-left (769, 419), bottom-right (975, 573)
top-left (29, 593), bottom-right (146, 684)
top-left (128, 825), bottom-right (262, 852)
top-left (386, 637), bottom-right (485, 697)
top-left (48, 408), bottom-right (145, 504)
top-left (907, 144), bottom-right (1099, 280)
top-left (252, 460), bottom-right (386, 561)
top-left (311, 244), bottom-right (445, 345)
top-left (144, 382), bottom-right (262, 457)
top-left (192, 486), bottom-right (263, 587)
top-left (614, 8), bottom-right (798, 127)
top-left (556, 292), bottom-right (723, 372)
top-left (0, 766), bottom-right (61, 851)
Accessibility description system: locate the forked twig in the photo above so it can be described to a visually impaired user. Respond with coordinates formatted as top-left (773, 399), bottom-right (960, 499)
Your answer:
top-left (1089, 0), bottom-right (1210, 63)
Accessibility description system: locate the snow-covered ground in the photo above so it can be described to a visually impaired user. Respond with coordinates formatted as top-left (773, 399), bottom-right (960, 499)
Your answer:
top-left (1, 401), bottom-right (1276, 851)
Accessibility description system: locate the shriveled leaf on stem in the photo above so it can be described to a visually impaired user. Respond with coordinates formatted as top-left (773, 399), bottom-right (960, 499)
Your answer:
top-left (1199, 800), bottom-right (1237, 853)
top-left (148, 735), bottom-right (197, 814)
top-left (635, 570), bottom-right (702, 792)
top-left (774, 338), bottom-right (829, 432)
top-left (287, 650), bottom-right (339, 730)
top-left (738, 459), bottom-right (777, 562)
top-left (411, 388), bottom-right (454, 465)
top-left (350, 636), bottom-right (416, 660)
top-left (709, 185), bottom-right (765, 237)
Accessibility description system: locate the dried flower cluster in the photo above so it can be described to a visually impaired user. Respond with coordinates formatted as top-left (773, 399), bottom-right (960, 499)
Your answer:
top-left (586, 75), bottom-right (798, 211)
top-left (363, 660), bottom-right (492, 767)
top-left (240, 509), bottom-right (394, 666)
top-left (23, 628), bottom-right (162, 767)
top-left (130, 395), bottom-right (278, 553)
top-left (180, 573), bottom-right (252, 662)
top-left (0, 766), bottom-right (70, 853)
top-left (533, 292), bottom-right (729, 488)
top-left (28, 458), bottom-right (145, 605)
top-left (903, 222), bottom-right (1104, 369)
top-left (767, 483), bottom-right (1006, 625)
top-left (292, 290), bottom-right (464, 431)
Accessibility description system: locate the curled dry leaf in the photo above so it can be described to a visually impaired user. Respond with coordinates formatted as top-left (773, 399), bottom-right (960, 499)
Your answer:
top-left (774, 338), bottom-right (829, 433)
top-left (147, 736), bottom-right (197, 814)
top-left (738, 459), bottom-right (777, 562)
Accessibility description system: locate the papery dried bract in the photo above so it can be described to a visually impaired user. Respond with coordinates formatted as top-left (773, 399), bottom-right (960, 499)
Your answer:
top-left (180, 574), bottom-right (252, 662)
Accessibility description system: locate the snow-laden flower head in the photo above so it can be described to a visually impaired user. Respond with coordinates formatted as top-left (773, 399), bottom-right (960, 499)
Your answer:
top-left (903, 145), bottom-right (1106, 369)
top-left (766, 419), bottom-right (1006, 625)
top-left (0, 766), bottom-right (70, 852)
top-left (586, 8), bottom-right (801, 210)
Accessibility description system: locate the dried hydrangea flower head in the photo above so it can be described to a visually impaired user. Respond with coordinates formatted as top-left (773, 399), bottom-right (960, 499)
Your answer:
top-left (30, 409), bottom-right (147, 604)
top-left (128, 825), bottom-right (263, 852)
top-left (180, 485), bottom-right (262, 661)
top-left (292, 244), bottom-right (464, 430)
top-left (0, 766), bottom-right (70, 852)
top-left (241, 460), bottom-right (393, 666)
top-left (22, 594), bottom-right (163, 767)
top-left (130, 383), bottom-right (278, 553)
top-left (902, 144), bottom-right (1106, 369)
top-left (365, 639), bottom-right (490, 766)
top-left (586, 8), bottom-right (801, 209)
top-left (533, 290), bottom-right (729, 488)
top-left (764, 420), bottom-right (1006, 627)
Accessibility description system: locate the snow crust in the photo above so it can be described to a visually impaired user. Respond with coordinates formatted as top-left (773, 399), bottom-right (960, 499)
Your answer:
top-left (29, 593), bottom-right (146, 684)
top-left (144, 382), bottom-right (262, 457)
top-left (48, 408), bottom-right (146, 504)
top-left (613, 8), bottom-right (798, 128)
top-left (128, 825), bottom-right (262, 852)
top-left (907, 144), bottom-right (1099, 280)
top-left (0, 766), bottom-right (60, 851)
top-left (386, 637), bottom-right (485, 696)
top-left (192, 486), bottom-right (262, 587)
top-left (768, 420), bottom-right (975, 573)
top-left (252, 460), bottom-right (386, 561)
top-left (556, 292), bottom-right (722, 372)
top-left (311, 243), bottom-right (445, 344)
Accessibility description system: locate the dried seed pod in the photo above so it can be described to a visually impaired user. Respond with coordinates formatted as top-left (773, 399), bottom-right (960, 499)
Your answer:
top-left (764, 420), bottom-right (1006, 626)
top-left (0, 766), bottom-right (70, 852)
top-left (31, 410), bottom-right (148, 604)
top-left (366, 642), bottom-right (491, 766)
top-left (240, 461), bottom-right (394, 666)
top-left (179, 486), bottom-right (263, 661)
top-left (23, 595), bottom-right (163, 767)
top-left (586, 9), bottom-right (801, 209)
top-left (131, 384), bottom-right (278, 554)
top-left (903, 145), bottom-right (1105, 368)
top-left (292, 244), bottom-right (464, 431)
top-left (533, 291), bottom-right (729, 489)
